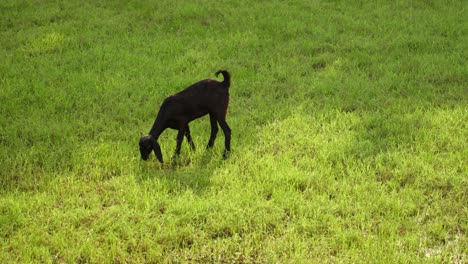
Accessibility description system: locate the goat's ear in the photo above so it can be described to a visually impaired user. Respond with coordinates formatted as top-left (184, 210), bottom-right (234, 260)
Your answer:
top-left (150, 137), bottom-right (163, 163)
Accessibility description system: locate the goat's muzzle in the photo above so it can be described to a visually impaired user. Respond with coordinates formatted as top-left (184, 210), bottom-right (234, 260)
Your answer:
top-left (139, 135), bottom-right (153, 161)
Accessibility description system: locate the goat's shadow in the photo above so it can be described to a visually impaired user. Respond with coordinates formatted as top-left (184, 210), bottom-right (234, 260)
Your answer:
top-left (135, 147), bottom-right (226, 195)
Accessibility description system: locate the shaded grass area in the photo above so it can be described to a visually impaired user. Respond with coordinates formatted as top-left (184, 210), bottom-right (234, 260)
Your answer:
top-left (1, 0), bottom-right (467, 262)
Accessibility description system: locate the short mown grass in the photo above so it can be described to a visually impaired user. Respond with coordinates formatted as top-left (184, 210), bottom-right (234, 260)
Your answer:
top-left (1, 0), bottom-right (466, 262)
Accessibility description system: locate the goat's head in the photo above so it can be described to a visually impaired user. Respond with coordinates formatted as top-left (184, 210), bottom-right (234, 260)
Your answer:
top-left (139, 135), bottom-right (163, 163)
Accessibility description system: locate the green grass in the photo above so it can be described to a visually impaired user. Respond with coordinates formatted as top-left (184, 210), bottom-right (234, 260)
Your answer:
top-left (1, 0), bottom-right (467, 262)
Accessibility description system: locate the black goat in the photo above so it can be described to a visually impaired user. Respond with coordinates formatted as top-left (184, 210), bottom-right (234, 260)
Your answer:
top-left (139, 70), bottom-right (232, 163)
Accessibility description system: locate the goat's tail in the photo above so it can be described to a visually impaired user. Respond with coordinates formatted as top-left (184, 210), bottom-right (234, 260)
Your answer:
top-left (215, 69), bottom-right (231, 88)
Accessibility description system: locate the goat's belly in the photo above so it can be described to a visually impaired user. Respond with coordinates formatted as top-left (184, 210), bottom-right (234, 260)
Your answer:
top-left (187, 111), bottom-right (208, 121)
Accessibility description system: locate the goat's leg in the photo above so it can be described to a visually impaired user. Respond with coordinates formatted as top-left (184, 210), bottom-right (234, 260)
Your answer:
top-left (218, 120), bottom-right (231, 159)
top-left (174, 126), bottom-right (186, 157)
top-left (185, 125), bottom-right (196, 151)
top-left (206, 114), bottom-right (219, 149)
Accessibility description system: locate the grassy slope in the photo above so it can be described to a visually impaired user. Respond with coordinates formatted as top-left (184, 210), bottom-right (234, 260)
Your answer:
top-left (1, 0), bottom-right (466, 262)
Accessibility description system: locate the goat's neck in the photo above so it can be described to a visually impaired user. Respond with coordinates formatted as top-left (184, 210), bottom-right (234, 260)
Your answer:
top-left (149, 121), bottom-right (164, 140)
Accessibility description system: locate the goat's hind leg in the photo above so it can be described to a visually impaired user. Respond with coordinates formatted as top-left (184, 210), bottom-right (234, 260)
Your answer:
top-left (218, 120), bottom-right (231, 159)
top-left (206, 114), bottom-right (219, 149)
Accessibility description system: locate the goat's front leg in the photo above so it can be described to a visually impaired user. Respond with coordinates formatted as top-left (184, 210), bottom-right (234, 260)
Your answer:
top-left (185, 125), bottom-right (196, 151)
top-left (206, 114), bottom-right (219, 149)
top-left (174, 126), bottom-right (186, 158)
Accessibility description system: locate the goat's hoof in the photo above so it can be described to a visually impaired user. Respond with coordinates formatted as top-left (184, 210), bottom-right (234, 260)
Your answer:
top-left (222, 151), bottom-right (230, 160)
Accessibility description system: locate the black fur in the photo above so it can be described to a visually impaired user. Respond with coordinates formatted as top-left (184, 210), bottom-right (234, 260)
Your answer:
top-left (139, 70), bottom-right (232, 163)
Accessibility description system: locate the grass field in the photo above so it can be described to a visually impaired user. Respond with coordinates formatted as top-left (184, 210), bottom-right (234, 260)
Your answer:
top-left (1, 0), bottom-right (467, 262)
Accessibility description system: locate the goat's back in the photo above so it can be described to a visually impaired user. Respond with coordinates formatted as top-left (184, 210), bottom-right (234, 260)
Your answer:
top-left (160, 79), bottom-right (227, 119)
top-left (174, 79), bottom-right (228, 99)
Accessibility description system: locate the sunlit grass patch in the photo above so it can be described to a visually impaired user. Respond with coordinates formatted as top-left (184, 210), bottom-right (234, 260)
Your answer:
top-left (22, 32), bottom-right (66, 55)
